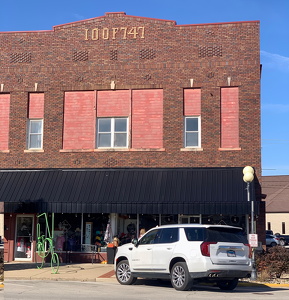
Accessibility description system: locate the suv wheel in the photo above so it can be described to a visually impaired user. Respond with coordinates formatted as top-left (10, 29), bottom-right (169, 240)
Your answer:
top-left (116, 260), bottom-right (137, 285)
top-left (170, 262), bottom-right (191, 291)
top-left (216, 278), bottom-right (239, 290)
top-left (279, 239), bottom-right (286, 246)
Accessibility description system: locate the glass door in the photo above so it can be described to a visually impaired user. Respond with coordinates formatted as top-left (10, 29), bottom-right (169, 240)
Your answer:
top-left (15, 215), bottom-right (34, 261)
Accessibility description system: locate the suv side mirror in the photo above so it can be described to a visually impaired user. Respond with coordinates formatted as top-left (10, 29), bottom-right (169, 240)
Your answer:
top-left (132, 238), bottom-right (138, 246)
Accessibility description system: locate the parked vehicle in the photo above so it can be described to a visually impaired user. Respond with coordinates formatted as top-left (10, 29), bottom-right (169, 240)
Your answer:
top-left (274, 233), bottom-right (289, 246)
top-left (115, 224), bottom-right (252, 291)
top-left (266, 234), bottom-right (280, 247)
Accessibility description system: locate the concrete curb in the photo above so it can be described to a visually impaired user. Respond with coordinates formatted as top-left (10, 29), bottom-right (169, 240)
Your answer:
top-left (239, 281), bottom-right (289, 288)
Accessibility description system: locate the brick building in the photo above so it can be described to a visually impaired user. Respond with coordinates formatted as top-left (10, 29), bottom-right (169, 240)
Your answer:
top-left (0, 12), bottom-right (264, 262)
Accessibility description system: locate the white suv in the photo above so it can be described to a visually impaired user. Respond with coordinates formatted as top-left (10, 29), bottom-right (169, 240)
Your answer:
top-left (114, 224), bottom-right (252, 291)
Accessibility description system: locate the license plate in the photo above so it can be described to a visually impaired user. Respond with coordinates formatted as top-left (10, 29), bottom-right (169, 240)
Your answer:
top-left (227, 250), bottom-right (236, 257)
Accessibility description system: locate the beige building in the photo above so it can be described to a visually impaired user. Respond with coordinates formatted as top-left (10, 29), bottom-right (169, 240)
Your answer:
top-left (262, 176), bottom-right (289, 234)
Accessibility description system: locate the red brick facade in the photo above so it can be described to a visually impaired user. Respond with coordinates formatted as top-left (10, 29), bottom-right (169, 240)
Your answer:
top-left (1, 13), bottom-right (264, 261)
top-left (0, 12), bottom-right (261, 173)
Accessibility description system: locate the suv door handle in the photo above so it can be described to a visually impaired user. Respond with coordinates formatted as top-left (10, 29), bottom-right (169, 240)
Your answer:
top-left (167, 247), bottom-right (172, 250)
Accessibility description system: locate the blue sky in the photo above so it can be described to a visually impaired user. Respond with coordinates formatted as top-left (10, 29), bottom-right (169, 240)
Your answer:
top-left (1, 0), bottom-right (288, 176)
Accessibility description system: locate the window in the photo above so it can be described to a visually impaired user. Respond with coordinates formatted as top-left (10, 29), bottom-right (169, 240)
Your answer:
top-left (138, 229), bottom-right (159, 245)
top-left (184, 117), bottom-right (200, 147)
top-left (156, 228), bottom-right (179, 244)
top-left (184, 227), bottom-right (247, 243)
top-left (28, 119), bottom-right (43, 149)
top-left (97, 118), bottom-right (128, 148)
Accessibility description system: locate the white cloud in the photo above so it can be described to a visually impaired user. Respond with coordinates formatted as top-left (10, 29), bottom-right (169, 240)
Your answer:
top-left (262, 103), bottom-right (289, 113)
top-left (261, 50), bottom-right (289, 72)
top-left (72, 13), bottom-right (85, 21)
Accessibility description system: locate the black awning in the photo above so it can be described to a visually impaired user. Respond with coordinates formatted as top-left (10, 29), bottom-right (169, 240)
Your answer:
top-left (0, 168), bottom-right (259, 215)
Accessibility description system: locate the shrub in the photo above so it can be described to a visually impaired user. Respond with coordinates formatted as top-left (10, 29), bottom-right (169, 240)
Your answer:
top-left (255, 246), bottom-right (289, 279)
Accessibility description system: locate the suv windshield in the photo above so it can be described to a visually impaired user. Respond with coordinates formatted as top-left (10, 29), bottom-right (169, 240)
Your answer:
top-left (184, 227), bottom-right (248, 243)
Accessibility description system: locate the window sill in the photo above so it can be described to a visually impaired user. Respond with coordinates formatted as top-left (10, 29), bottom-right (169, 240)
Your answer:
top-left (128, 148), bottom-right (165, 152)
top-left (24, 149), bottom-right (44, 153)
top-left (180, 148), bottom-right (203, 151)
top-left (60, 148), bottom-right (166, 152)
top-left (218, 147), bottom-right (242, 151)
top-left (60, 149), bottom-right (95, 153)
top-left (0, 150), bottom-right (10, 153)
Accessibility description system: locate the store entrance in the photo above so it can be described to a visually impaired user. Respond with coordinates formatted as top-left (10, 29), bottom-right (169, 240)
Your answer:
top-left (15, 215), bottom-right (34, 261)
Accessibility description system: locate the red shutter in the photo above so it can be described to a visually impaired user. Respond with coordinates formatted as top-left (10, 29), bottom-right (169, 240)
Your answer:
top-left (132, 89), bottom-right (163, 149)
top-left (29, 93), bottom-right (44, 118)
top-left (184, 89), bottom-right (201, 115)
top-left (63, 91), bottom-right (96, 150)
top-left (221, 87), bottom-right (239, 148)
top-left (97, 90), bottom-right (130, 117)
top-left (0, 94), bottom-right (10, 150)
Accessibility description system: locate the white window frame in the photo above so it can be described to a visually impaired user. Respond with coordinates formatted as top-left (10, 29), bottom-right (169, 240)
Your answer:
top-left (27, 119), bottom-right (43, 150)
top-left (97, 117), bottom-right (128, 148)
top-left (184, 116), bottom-right (201, 148)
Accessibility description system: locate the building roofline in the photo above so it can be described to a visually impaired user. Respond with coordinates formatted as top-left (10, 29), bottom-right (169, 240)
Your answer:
top-left (0, 12), bottom-right (259, 34)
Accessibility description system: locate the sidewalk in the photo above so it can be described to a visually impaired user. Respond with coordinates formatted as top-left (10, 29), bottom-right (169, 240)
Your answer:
top-left (4, 262), bottom-right (115, 282)
top-left (3, 262), bottom-right (289, 289)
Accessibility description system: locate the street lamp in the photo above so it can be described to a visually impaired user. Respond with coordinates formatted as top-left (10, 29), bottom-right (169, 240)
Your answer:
top-left (243, 166), bottom-right (257, 280)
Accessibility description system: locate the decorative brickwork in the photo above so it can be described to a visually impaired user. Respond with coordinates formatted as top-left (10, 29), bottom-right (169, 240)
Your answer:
top-left (110, 50), bottom-right (118, 60)
top-left (140, 48), bottom-right (156, 59)
top-left (72, 51), bottom-right (88, 61)
top-left (104, 158), bottom-right (118, 167)
top-left (144, 74), bottom-right (151, 80)
top-left (10, 53), bottom-right (31, 63)
top-left (198, 46), bottom-right (222, 58)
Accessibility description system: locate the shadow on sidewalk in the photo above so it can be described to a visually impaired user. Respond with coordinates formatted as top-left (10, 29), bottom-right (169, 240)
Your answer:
top-left (4, 262), bottom-right (68, 271)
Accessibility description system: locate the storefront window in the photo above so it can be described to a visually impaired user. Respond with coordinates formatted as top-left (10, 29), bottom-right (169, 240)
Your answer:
top-left (83, 213), bottom-right (109, 248)
top-left (201, 215), bottom-right (247, 232)
top-left (52, 213), bottom-right (81, 251)
top-left (117, 214), bottom-right (137, 245)
top-left (139, 214), bottom-right (159, 236)
top-left (161, 214), bottom-right (178, 225)
top-left (43, 213), bottom-right (109, 252)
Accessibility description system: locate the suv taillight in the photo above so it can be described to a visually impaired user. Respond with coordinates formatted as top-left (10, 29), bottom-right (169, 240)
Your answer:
top-left (245, 244), bottom-right (252, 258)
top-left (200, 242), bottom-right (217, 256)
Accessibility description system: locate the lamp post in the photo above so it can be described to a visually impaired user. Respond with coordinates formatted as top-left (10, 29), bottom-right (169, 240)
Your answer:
top-left (243, 166), bottom-right (257, 280)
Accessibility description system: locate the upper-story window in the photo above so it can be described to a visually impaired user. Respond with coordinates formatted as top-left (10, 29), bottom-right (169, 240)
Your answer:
top-left (183, 89), bottom-right (201, 149)
top-left (28, 119), bottom-right (43, 149)
top-left (97, 117), bottom-right (128, 148)
top-left (185, 117), bottom-right (201, 148)
top-left (27, 93), bottom-right (44, 150)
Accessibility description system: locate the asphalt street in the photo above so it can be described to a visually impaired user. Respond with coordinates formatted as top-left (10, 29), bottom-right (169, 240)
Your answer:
top-left (3, 279), bottom-right (289, 300)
